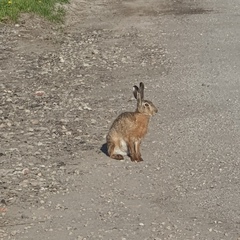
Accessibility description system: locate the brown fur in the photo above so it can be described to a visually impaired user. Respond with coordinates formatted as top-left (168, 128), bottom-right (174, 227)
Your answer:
top-left (106, 82), bottom-right (157, 162)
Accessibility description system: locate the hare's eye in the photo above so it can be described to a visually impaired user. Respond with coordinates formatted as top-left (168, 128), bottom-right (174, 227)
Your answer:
top-left (144, 103), bottom-right (149, 107)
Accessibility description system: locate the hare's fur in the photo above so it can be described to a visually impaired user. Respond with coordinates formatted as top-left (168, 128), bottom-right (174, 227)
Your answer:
top-left (106, 82), bottom-right (157, 162)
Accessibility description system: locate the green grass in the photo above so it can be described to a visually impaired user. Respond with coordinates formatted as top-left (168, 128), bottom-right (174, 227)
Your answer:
top-left (0, 0), bottom-right (69, 23)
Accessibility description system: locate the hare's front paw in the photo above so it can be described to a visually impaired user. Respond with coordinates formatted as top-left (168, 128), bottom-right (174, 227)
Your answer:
top-left (130, 156), bottom-right (143, 162)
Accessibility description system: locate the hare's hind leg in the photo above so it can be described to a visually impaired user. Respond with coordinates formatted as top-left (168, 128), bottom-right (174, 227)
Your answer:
top-left (107, 141), bottom-right (124, 160)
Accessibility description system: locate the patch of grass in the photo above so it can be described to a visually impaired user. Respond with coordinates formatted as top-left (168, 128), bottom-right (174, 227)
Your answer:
top-left (0, 0), bottom-right (69, 23)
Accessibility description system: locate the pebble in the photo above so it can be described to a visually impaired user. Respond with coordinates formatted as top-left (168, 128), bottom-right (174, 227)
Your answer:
top-left (35, 90), bottom-right (45, 96)
top-left (11, 230), bottom-right (18, 236)
top-left (91, 119), bottom-right (97, 124)
top-left (59, 56), bottom-right (65, 63)
top-left (31, 119), bottom-right (39, 125)
top-left (20, 179), bottom-right (29, 187)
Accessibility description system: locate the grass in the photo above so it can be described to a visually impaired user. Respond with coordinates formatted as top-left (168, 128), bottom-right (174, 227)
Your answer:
top-left (0, 0), bottom-right (69, 23)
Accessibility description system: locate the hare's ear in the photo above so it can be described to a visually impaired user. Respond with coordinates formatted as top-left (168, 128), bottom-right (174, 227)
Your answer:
top-left (139, 82), bottom-right (144, 100)
top-left (133, 85), bottom-right (139, 100)
top-left (133, 85), bottom-right (142, 108)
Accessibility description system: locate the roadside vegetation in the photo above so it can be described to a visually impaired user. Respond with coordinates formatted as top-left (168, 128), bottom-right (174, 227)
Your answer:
top-left (0, 0), bottom-right (69, 23)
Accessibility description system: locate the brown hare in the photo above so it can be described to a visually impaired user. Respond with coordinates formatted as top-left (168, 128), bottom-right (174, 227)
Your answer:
top-left (106, 82), bottom-right (158, 162)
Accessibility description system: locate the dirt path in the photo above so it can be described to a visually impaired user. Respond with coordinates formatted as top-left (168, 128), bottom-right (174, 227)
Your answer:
top-left (1, 0), bottom-right (240, 239)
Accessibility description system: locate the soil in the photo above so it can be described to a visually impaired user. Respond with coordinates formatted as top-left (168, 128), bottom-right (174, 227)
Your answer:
top-left (1, 0), bottom-right (240, 239)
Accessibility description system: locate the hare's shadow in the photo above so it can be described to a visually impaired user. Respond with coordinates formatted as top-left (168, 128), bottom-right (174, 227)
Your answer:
top-left (100, 143), bottom-right (108, 156)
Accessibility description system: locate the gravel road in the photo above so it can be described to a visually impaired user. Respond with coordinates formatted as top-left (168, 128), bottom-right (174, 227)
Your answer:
top-left (0, 0), bottom-right (240, 239)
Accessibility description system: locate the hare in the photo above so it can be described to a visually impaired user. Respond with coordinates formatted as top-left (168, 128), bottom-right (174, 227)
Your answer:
top-left (106, 82), bottom-right (158, 162)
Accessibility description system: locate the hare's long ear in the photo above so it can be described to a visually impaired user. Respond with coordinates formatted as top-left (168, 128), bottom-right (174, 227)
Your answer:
top-left (139, 82), bottom-right (144, 100)
top-left (133, 85), bottom-right (139, 100)
top-left (133, 85), bottom-right (142, 108)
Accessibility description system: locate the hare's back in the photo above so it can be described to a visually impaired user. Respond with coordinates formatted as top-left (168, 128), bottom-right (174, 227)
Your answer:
top-left (109, 112), bottom-right (149, 138)
top-left (110, 112), bottom-right (136, 130)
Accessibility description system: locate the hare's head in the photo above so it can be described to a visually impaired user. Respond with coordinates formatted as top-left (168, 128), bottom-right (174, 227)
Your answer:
top-left (133, 82), bottom-right (158, 116)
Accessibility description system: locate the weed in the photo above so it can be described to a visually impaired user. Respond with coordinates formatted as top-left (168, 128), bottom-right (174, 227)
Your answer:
top-left (0, 0), bottom-right (69, 23)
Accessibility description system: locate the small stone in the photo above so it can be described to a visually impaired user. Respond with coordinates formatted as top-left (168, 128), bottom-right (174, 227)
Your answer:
top-left (11, 230), bottom-right (17, 236)
top-left (59, 57), bottom-right (65, 63)
top-left (92, 49), bottom-right (99, 54)
top-left (22, 168), bottom-right (30, 175)
top-left (30, 180), bottom-right (39, 187)
top-left (35, 91), bottom-right (45, 96)
top-left (91, 119), bottom-right (97, 124)
top-left (56, 204), bottom-right (62, 209)
top-left (31, 119), bottom-right (39, 125)
top-left (82, 103), bottom-right (92, 111)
